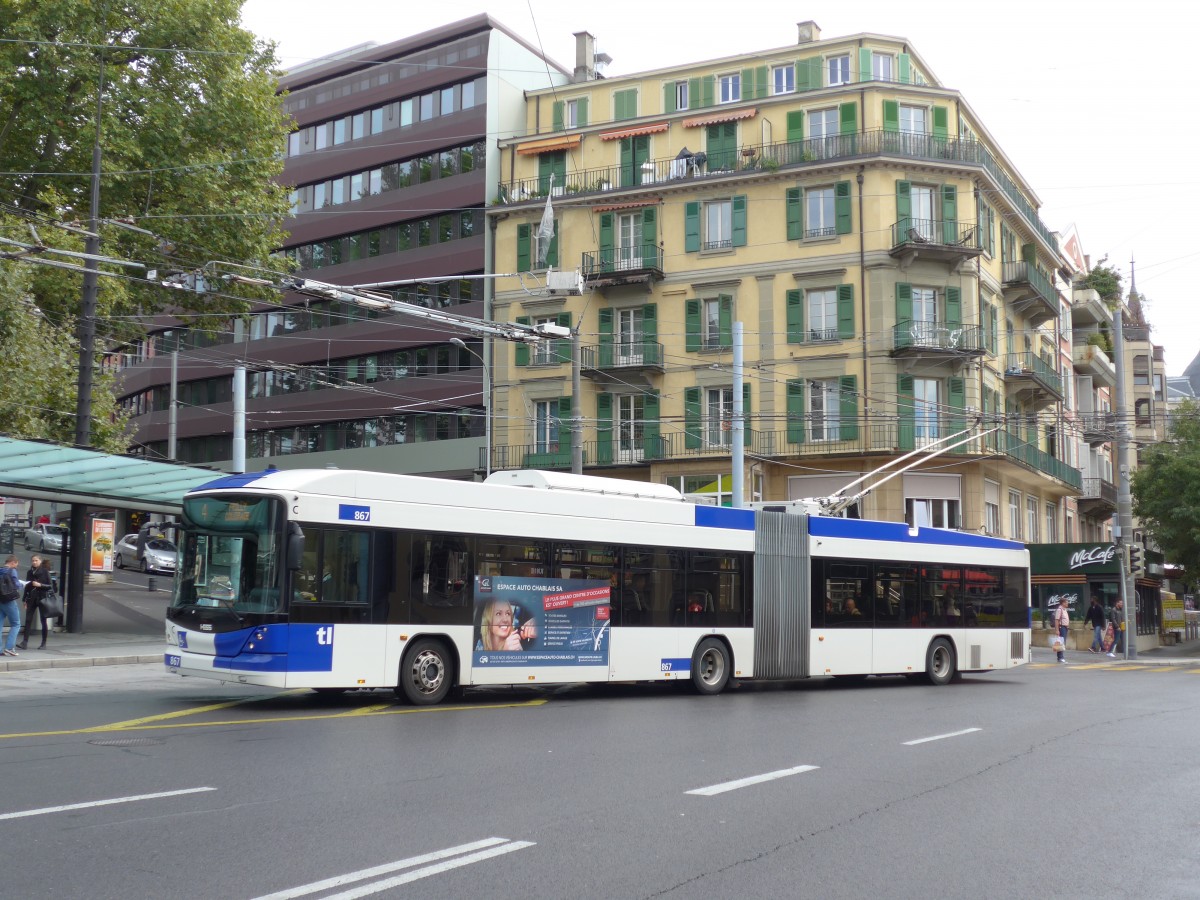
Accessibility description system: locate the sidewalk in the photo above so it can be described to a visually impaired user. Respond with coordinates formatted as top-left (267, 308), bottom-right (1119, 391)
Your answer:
top-left (1037, 636), bottom-right (1200, 667)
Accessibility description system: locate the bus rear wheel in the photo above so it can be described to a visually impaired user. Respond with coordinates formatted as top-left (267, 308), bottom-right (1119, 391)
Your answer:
top-left (397, 638), bottom-right (454, 705)
top-left (691, 638), bottom-right (730, 695)
top-left (924, 638), bottom-right (956, 686)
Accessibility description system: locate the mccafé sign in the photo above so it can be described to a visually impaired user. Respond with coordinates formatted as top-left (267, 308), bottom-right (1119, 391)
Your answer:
top-left (1069, 545), bottom-right (1118, 571)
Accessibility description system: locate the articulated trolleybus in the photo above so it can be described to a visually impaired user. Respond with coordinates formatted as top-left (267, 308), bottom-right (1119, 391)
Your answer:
top-left (165, 469), bottom-right (1030, 703)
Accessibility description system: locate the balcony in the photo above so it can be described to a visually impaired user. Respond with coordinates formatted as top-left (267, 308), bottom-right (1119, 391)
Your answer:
top-left (581, 246), bottom-right (663, 288)
top-left (1003, 352), bottom-right (1064, 408)
top-left (892, 321), bottom-right (986, 360)
top-left (1071, 341), bottom-right (1116, 387)
top-left (889, 218), bottom-right (983, 271)
top-left (580, 339), bottom-right (665, 378)
top-left (1077, 412), bottom-right (1116, 446)
top-left (496, 129), bottom-right (1057, 249)
top-left (1077, 476), bottom-right (1117, 516)
top-left (1001, 261), bottom-right (1059, 327)
top-left (1070, 288), bottom-right (1110, 326)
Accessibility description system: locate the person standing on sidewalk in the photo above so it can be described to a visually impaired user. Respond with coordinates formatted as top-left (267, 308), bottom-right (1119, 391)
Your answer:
top-left (1107, 599), bottom-right (1126, 658)
top-left (16, 554), bottom-right (51, 651)
top-left (1053, 597), bottom-right (1070, 663)
top-left (0, 555), bottom-right (22, 657)
top-left (1084, 597), bottom-right (1105, 653)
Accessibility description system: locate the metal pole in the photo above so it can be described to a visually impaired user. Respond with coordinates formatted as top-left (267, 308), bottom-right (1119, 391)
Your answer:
top-left (451, 338), bottom-right (490, 478)
top-left (1111, 301), bottom-right (1137, 659)
top-left (168, 350), bottom-right (178, 460)
top-left (232, 366), bottom-right (246, 474)
top-left (571, 330), bottom-right (583, 475)
top-left (732, 321), bottom-right (744, 508)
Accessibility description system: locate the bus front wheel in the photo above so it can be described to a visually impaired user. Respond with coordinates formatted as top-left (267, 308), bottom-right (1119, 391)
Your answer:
top-left (924, 638), bottom-right (956, 686)
top-left (691, 638), bottom-right (730, 695)
top-left (398, 638), bottom-right (454, 705)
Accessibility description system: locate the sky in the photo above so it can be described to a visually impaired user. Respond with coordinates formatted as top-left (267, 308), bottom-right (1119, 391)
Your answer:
top-left (240, 0), bottom-right (1200, 377)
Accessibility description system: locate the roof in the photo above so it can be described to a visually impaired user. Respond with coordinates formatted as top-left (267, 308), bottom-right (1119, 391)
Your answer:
top-left (0, 436), bottom-right (222, 514)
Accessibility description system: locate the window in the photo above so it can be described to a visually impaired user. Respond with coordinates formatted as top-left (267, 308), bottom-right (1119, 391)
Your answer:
top-left (913, 378), bottom-right (939, 445)
top-left (809, 108), bottom-right (839, 139)
top-left (702, 298), bottom-right (723, 348)
top-left (1045, 503), bottom-right (1058, 543)
top-left (400, 98), bottom-right (414, 127)
top-left (1026, 497), bottom-right (1039, 543)
top-left (1008, 490), bottom-right (1022, 540)
top-left (704, 200), bottom-right (732, 250)
top-left (872, 52), bottom-right (893, 82)
top-left (910, 184), bottom-right (936, 240)
top-left (828, 55), bottom-right (850, 86)
top-left (675, 81), bottom-right (689, 111)
top-left (772, 64), bottom-right (794, 95)
top-left (664, 474), bottom-right (734, 507)
top-left (371, 107), bottom-right (383, 134)
top-left (806, 289), bottom-right (837, 342)
top-left (566, 98), bottom-right (583, 128)
top-left (616, 308), bottom-right (644, 365)
top-left (809, 379), bottom-right (841, 441)
top-left (705, 387), bottom-right (733, 447)
top-left (719, 73), bottom-right (741, 104)
top-left (534, 400), bottom-right (560, 452)
top-left (615, 394), bottom-right (645, 463)
top-left (805, 187), bottom-right (835, 238)
top-left (905, 498), bottom-right (959, 529)
top-left (900, 105), bottom-right (926, 135)
top-left (532, 316), bottom-right (559, 365)
top-left (912, 288), bottom-right (937, 340)
top-left (352, 112), bottom-right (365, 140)
top-left (616, 212), bottom-right (644, 270)
top-left (984, 480), bottom-right (1000, 535)
top-left (420, 93), bottom-right (435, 121)
top-left (440, 87), bottom-right (455, 116)
top-left (1133, 355), bottom-right (1150, 385)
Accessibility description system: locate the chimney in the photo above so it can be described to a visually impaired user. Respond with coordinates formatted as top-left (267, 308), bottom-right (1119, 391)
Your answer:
top-left (797, 21), bottom-right (821, 44)
top-left (574, 31), bottom-right (597, 82)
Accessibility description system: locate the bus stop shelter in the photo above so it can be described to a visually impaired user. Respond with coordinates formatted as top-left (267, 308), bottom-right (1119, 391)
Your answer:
top-left (0, 436), bottom-right (221, 631)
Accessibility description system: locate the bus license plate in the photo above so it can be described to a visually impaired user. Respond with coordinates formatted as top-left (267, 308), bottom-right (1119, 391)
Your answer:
top-left (165, 654), bottom-right (181, 669)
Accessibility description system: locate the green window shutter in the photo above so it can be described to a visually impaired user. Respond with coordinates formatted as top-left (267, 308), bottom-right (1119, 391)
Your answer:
top-left (684, 387), bottom-right (702, 449)
top-left (557, 397), bottom-right (572, 444)
top-left (839, 102), bottom-right (858, 134)
top-left (620, 137), bottom-right (635, 188)
top-left (643, 392), bottom-right (661, 459)
top-left (517, 223), bottom-right (531, 271)
top-left (989, 306), bottom-right (998, 354)
top-left (786, 289), bottom-right (804, 344)
top-left (599, 212), bottom-right (614, 267)
top-left (742, 67), bottom-right (755, 100)
top-left (1021, 242), bottom-right (1036, 265)
top-left (834, 180), bottom-right (852, 234)
top-left (945, 286), bottom-right (962, 327)
top-left (796, 57), bottom-right (820, 91)
top-left (859, 48), bottom-right (872, 81)
top-left (547, 219), bottom-right (560, 268)
top-left (786, 379), bottom-right (805, 443)
top-left (941, 184), bottom-right (957, 243)
top-left (515, 315), bottom-right (531, 367)
top-left (688, 77), bottom-right (701, 109)
top-left (883, 100), bottom-right (899, 133)
top-left (896, 179), bottom-right (911, 229)
top-left (685, 299), bottom-right (701, 352)
top-left (899, 53), bottom-right (911, 84)
top-left (684, 201), bottom-right (700, 252)
top-left (718, 294), bottom-right (733, 348)
top-left (642, 303), bottom-right (658, 364)
top-left (933, 105), bottom-right (948, 141)
top-left (578, 97), bottom-right (588, 126)
top-left (786, 187), bottom-right (802, 240)
top-left (987, 208), bottom-right (995, 256)
top-left (596, 392), bottom-right (613, 464)
top-left (614, 89), bottom-right (637, 121)
top-left (897, 374), bottom-right (915, 451)
top-left (700, 75), bottom-right (714, 108)
top-left (839, 375), bottom-right (859, 440)
top-left (642, 205), bottom-right (658, 267)
top-left (538, 153), bottom-right (555, 194)
top-left (555, 310), bottom-right (571, 362)
top-left (598, 307), bottom-right (614, 368)
top-left (552, 101), bottom-right (564, 131)
top-left (895, 282), bottom-right (913, 323)
top-left (756, 65), bottom-right (768, 99)
top-left (731, 195), bottom-right (747, 247)
top-left (948, 376), bottom-right (966, 436)
top-left (742, 382), bottom-right (752, 447)
top-left (786, 110), bottom-right (804, 144)
top-left (663, 82), bottom-right (677, 114)
top-left (836, 284), bottom-right (855, 339)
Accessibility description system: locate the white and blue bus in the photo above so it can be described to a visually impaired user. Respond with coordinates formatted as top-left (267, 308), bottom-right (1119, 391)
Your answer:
top-left (165, 469), bottom-right (1030, 703)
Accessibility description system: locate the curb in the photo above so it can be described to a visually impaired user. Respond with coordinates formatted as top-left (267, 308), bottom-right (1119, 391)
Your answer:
top-left (0, 654), bottom-right (162, 673)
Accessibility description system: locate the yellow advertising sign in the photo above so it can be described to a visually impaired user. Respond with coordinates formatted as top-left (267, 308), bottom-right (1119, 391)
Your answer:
top-left (90, 518), bottom-right (115, 573)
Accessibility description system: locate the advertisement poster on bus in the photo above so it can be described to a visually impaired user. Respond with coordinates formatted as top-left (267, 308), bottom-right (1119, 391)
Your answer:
top-left (473, 575), bottom-right (610, 668)
top-left (90, 518), bottom-right (115, 572)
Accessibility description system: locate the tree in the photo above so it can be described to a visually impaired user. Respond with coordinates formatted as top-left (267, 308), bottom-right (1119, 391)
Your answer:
top-left (1132, 401), bottom-right (1200, 589)
top-left (1081, 256), bottom-right (1123, 307)
top-left (0, 1), bottom-right (292, 446)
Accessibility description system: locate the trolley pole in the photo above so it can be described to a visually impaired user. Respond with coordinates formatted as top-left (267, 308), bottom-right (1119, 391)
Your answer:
top-left (732, 322), bottom-right (744, 508)
top-left (1111, 300), bottom-right (1137, 659)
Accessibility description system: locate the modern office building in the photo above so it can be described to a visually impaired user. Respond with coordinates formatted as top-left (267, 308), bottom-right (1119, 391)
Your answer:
top-left (117, 15), bottom-right (568, 479)
top-left (488, 22), bottom-right (1082, 535)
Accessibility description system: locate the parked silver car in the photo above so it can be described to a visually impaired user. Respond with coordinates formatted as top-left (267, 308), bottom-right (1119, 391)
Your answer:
top-left (114, 533), bottom-right (178, 574)
top-left (24, 523), bottom-right (69, 552)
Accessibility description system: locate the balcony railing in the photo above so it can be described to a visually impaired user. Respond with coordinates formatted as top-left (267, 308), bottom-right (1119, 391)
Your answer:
top-left (497, 128), bottom-right (1056, 248)
top-left (1079, 476), bottom-right (1117, 507)
top-left (1077, 412), bottom-right (1116, 444)
top-left (890, 217), bottom-right (983, 253)
top-left (1003, 352), bottom-right (1064, 399)
top-left (580, 340), bottom-right (665, 372)
top-left (892, 321), bottom-right (986, 355)
top-left (581, 245), bottom-right (663, 280)
top-left (1001, 261), bottom-right (1058, 322)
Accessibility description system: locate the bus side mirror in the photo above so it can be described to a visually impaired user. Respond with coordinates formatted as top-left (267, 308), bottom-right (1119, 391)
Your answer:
top-left (287, 522), bottom-right (305, 571)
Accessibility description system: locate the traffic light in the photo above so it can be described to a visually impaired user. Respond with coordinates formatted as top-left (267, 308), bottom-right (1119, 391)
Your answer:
top-left (1128, 545), bottom-right (1142, 572)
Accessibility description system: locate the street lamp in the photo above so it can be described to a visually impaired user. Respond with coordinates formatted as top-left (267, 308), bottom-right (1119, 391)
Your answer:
top-left (450, 337), bottom-right (491, 478)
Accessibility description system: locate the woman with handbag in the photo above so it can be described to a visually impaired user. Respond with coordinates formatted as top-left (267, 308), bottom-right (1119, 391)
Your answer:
top-left (1053, 596), bottom-right (1070, 664)
top-left (16, 554), bottom-right (52, 650)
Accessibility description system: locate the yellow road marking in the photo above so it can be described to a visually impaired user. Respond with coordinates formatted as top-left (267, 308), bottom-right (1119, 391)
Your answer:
top-left (1068, 664), bottom-right (1108, 670)
top-left (0, 698), bottom-right (547, 740)
top-left (1105, 665), bottom-right (1146, 671)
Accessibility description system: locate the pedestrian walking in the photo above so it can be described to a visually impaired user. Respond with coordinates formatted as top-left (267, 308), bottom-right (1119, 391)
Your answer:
top-left (0, 555), bottom-right (22, 656)
top-left (16, 554), bottom-right (52, 650)
top-left (1084, 597), bottom-right (1105, 653)
top-left (1052, 597), bottom-right (1070, 663)
top-left (1107, 599), bottom-right (1126, 658)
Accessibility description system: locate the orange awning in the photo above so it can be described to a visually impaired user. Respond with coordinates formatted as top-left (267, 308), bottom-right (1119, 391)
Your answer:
top-left (598, 122), bottom-right (669, 141)
top-left (681, 107), bottom-right (758, 128)
top-left (516, 134), bottom-right (583, 155)
top-left (592, 197), bottom-right (661, 213)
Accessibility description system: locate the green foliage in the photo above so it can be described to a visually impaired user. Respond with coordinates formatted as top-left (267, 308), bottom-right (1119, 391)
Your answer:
top-left (1132, 400), bottom-right (1200, 589)
top-left (1081, 256), bottom-right (1123, 307)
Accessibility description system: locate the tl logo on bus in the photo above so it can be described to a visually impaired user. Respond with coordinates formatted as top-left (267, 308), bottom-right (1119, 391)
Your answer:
top-left (316, 626), bottom-right (334, 645)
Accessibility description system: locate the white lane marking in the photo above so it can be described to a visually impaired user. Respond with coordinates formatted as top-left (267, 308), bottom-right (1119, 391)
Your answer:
top-left (0, 786), bottom-right (216, 821)
top-left (251, 838), bottom-right (522, 900)
top-left (903, 727), bottom-right (982, 746)
top-left (686, 764), bottom-right (819, 797)
top-left (323, 841), bottom-right (537, 900)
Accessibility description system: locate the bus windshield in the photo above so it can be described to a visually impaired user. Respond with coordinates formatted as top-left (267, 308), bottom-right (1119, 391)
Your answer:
top-left (171, 495), bottom-right (285, 621)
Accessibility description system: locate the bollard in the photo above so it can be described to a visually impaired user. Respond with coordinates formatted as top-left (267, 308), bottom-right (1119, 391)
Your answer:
top-left (147, 576), bottom-right (157, 593)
